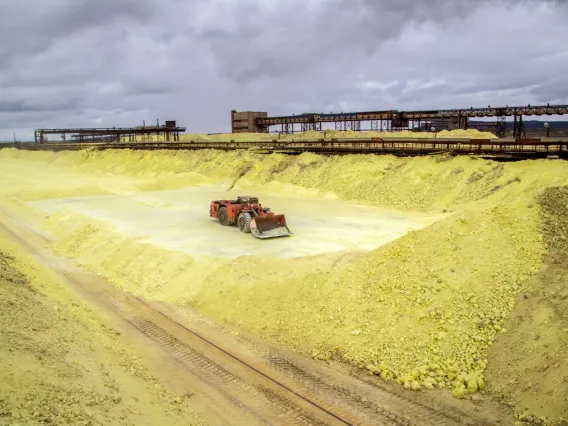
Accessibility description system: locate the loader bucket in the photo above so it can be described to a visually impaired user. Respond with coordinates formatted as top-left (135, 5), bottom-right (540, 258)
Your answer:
top-left (250, 214), bottom-right (292, 239)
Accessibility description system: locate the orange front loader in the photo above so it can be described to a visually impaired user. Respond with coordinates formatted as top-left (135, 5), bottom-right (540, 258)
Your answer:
top-left (210, 196), bottom-right (292, 239)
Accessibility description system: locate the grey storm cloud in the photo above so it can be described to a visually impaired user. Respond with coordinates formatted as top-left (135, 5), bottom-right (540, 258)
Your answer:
top-left (0, 0), bottom-right (567, 140)
top-left (200, 0), bottom-right (562, 83)
top-left (0, 0), bottom-right (157, 66)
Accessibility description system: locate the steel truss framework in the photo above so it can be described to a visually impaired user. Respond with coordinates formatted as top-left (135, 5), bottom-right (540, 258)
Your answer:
top-left (334, 121), bottom-right (361, 131)
top-left (34, 123), bottom-right (186, 144)
top-left (301, 122), bottom-right (323, 132)
top-left (257, 104), bottom-right (568, 135)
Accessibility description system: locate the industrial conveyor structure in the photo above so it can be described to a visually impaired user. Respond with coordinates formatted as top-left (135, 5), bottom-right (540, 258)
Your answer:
top-left (34, 120), bottom-right (186, 144)
top-left (8, 137), bottom-right (568, 160)
top-left (234, 104), bottom-right (568, 138)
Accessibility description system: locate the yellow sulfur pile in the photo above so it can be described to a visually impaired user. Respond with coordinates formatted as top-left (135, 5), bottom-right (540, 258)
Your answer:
top-left (1, 147), bottom-right (567, 422)
top-left (194, 203), bottom-right (544, 395)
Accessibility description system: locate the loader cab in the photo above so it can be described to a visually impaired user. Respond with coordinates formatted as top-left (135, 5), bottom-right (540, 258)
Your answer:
top-left (237, 196), bottom-right (259, 205)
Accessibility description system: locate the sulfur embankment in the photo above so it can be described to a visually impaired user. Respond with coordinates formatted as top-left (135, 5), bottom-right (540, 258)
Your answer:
top-left (485, 187), bottom-right (568, 424)
top-left (0, 147), bottom-right (567, 424)
top-left (0, 232), bottom-right (205, 425)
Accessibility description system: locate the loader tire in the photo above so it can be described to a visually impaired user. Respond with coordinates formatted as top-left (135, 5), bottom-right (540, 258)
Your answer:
top-left (238, 212), bottom-right (252, 233)
top-left (218, 207), bottom-right (229, 226)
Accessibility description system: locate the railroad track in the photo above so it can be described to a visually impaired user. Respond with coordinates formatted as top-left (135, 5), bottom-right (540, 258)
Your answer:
top-left (129, 296), bottom-right (397, 426)
top-left (126, 297), bottom-right (498, 426)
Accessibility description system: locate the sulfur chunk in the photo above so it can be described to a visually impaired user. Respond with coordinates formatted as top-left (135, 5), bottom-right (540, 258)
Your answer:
top-left (452, 388), bottom-right (466, 399)
top-left (424, 381), bottom-right (435, 390)
top-left (466, 376), bottom-right (478, 393)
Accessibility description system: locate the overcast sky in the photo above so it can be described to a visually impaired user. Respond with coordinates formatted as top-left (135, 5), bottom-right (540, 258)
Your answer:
top-left (1, 0), bottom-right (567, 140)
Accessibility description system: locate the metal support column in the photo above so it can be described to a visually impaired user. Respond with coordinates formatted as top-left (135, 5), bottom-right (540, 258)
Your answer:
top-left (513, 114), bottom-right (525, 139)
top-left (496, 116), bottom-right (506, 138)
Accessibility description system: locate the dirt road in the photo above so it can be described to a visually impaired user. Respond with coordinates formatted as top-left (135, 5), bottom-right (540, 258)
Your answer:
top-left (0, 203), bottom-right (514, 426)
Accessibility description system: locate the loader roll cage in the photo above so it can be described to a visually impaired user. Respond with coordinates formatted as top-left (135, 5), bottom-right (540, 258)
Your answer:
top-left (236, 196), bottom-right (258, 204)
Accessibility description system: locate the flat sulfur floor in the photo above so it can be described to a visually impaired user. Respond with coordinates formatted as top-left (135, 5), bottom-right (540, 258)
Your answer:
top-left (31, 186), bottom-right (439, 259)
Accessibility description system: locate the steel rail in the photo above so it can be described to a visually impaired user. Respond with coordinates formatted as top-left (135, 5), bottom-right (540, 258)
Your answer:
top-left (132, 295), bottom-right (355, 426)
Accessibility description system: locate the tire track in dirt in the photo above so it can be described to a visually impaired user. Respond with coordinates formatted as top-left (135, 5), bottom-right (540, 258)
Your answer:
top-left (265, 357), bottom-right (468, 426)
top-left (130, 316), bottom-right (335, 425)
top-left (127, 302), bottom-right (404, 426)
